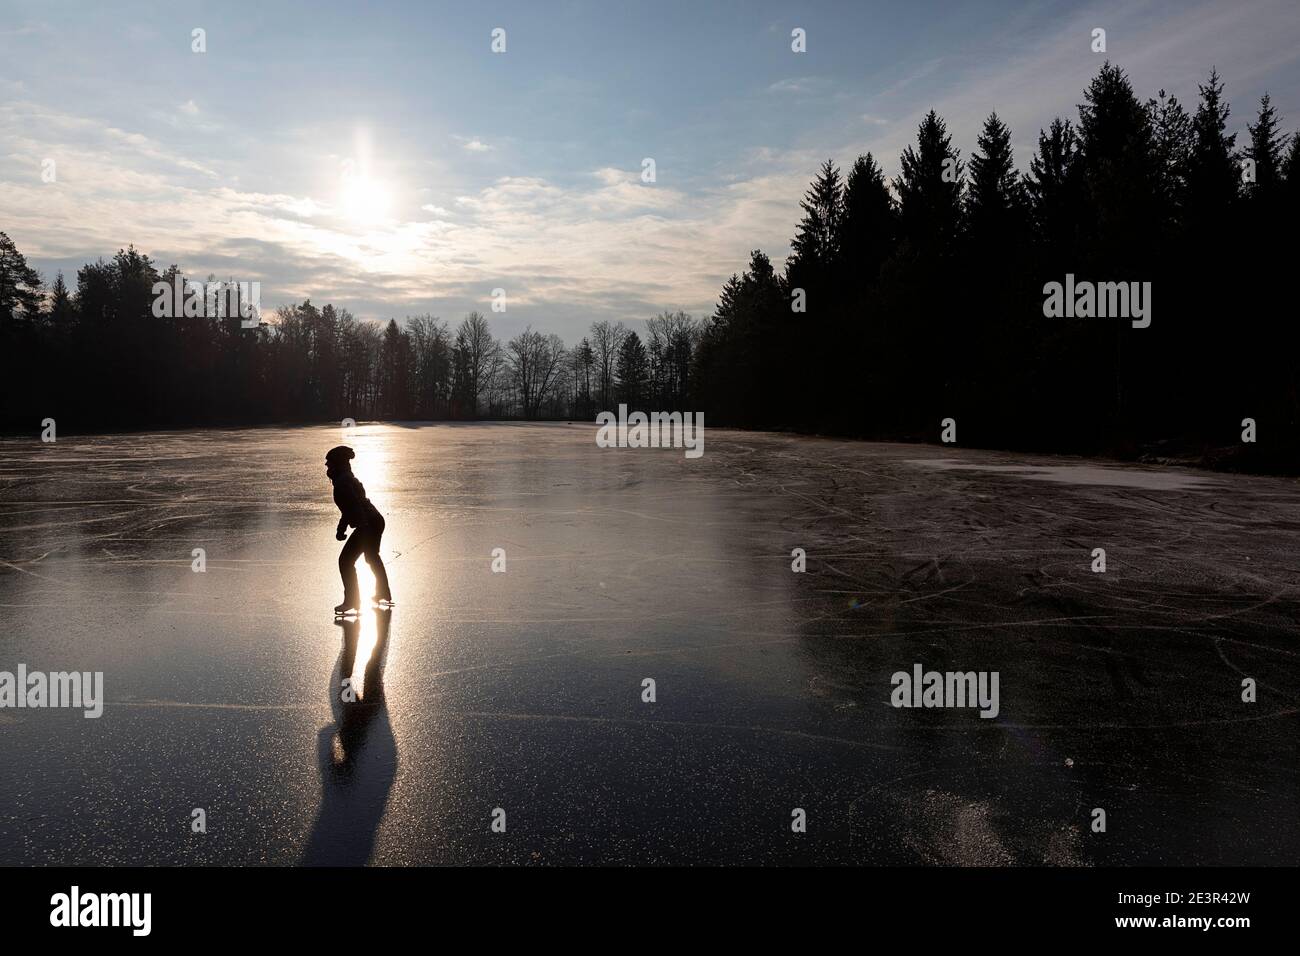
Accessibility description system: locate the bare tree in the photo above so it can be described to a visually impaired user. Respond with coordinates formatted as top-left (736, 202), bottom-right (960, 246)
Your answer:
top-left (507, 327), bottom-right (567, 419)
top-left (406, 314), bottom-right (451, 417)
top-left (484, 343), bottom-right (510, 417)
top-left (452, 311), bottom-right (497, 416)
top-left (589, 320), bottom-right (627, 410)
top-left (644, 310), bottom-right (698, 408)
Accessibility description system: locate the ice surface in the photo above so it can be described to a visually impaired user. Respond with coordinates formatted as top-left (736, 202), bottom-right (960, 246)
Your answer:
top-left (905, 458), bottom-right (1220, 490)
top-left (0, 424), bottom-right (1295, 864)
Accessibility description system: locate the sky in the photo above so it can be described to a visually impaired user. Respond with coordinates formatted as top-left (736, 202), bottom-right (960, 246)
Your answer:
top-left (2, 0), bottom-right (1299, 343)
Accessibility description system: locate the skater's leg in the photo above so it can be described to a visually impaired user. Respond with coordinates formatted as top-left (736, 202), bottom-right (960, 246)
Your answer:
top-left (338, 532), bottom-right (363, 608)
top-left (365, 551), bottom-right (391, 602)
top-left (364, 523), bottom-right (391, 602)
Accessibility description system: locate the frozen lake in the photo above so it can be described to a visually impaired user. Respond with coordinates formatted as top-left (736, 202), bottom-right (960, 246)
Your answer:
top-left (0, 423), bottom-right (1296, 864)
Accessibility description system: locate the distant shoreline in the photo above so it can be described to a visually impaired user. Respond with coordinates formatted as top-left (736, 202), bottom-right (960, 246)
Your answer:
top-left (3, 419), bottom-right (1293, 478)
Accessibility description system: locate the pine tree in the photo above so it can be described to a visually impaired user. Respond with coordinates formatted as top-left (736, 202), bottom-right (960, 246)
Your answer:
top-left (789, 159), bottom-right (843, 272)
top-left (380, 318), bottom-right (412, 419)
top-left (1147, 90), bottom-right (1193, 232)
top-left (615, 330), bottom-right (648, 408)
top-left (47, 271), bottom-right (76, 325)
top-left (1077, 62), bottom-right (1160, 264)
top-left (836, 153), bottom-right (897, 281)
top-left (714, 273), bottom-right (742, 330)
top-left (0, 232), bottom-right (43, 323)
top-left (966, 112), bottom-right (1027, 247)
top-left (895, 110), bottom-right (964, 256)
top-left (1025, 117), bottom-right (1085, 255)
top-left (1245, 93), bottom-right (1288, 196)
top-left (1187, 67), bottom-right (1240, 228)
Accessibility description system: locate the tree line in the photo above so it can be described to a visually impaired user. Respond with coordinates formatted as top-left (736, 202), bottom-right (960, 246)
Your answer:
top-left (2, 62), bottom-right (1297, 466)
top-left (0, 237), bottom-right (701, 427)
top-left (694, 62), bottom-right (1300, 467)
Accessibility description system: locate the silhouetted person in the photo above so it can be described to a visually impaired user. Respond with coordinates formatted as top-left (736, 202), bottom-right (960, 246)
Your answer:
top-left (325, 445), bottom-right (391, 613)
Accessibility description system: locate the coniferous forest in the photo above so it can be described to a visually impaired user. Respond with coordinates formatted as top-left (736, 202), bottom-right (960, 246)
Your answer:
top-left (2, 63), bottom-right (1297, 469)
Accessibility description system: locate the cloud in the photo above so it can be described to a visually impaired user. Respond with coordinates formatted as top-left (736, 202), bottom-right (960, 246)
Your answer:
top-left (454, 135), bottom-right (494, 152)
top-left (213, 187), bottom-right (324, 220)
top-left (768, 76), bottom-right (829, 95)
top-left (0, 23), bottom-right (51, 38)
top-left (1, 89), bottom-right (804, 341)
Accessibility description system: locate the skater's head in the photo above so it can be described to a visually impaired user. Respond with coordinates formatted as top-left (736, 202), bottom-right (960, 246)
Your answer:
top-left (325, 445), bottom-right (354, 480)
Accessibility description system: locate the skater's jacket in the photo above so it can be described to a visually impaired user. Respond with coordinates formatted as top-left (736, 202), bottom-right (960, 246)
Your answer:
top-left (332, 471), bottom-right (383, 538)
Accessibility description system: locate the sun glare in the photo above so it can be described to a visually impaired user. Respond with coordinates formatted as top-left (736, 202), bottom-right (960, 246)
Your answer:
top-left (342, 427), bottom-right (392, 699)
top-left (339, 175), bottom-right (392, 225)
top-left (349, 563), bottom-right (379, 697)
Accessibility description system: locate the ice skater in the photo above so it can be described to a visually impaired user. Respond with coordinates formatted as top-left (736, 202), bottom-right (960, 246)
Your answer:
top-left (325, 445), bottom-right (392, 614)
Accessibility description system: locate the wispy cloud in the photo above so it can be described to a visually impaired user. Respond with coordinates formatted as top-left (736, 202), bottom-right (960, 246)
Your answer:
top-left (768, 76), bottom-right (830, 95)
top-left (454, 135), bottom-right (494, 153)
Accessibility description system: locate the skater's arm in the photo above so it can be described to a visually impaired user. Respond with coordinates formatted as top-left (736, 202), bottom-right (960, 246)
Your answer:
top-left (333, 474), bottom-right (370, 536)
top-left (333, 480), bottom-right (358, 537)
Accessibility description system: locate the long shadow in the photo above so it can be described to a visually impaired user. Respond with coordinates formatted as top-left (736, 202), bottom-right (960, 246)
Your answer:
top-left (301, 608), bottom-right (398, 865)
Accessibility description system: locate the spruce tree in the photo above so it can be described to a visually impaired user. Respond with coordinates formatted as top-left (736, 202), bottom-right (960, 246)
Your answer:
top-left (47, 271), bottom-right (76, 325)
top-left (1147, 90), bottom-right (1193, 232)
top-left (789, 159), bottom-right (843, 279)
top-left (836, 153), bottom-right (897, 281)
top-left (1187, 67), bottom-right (1240, 227)
top-left (1246, 93), bottom-right (1288, 196)
top-left (967, 112), bottom-right (1027, 247)
top-left (0, 232), bottom-right (43, 323)
top-left (895, 111), bottom-right (964, 256)
top-left (615, 330), bottom-right (649, 408)
top-left (1077, 62), bottom-right (1159, 265)
top-left (1025, 117), bottom-right (1085, 256)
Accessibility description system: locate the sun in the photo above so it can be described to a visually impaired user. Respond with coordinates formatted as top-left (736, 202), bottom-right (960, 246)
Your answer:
top-left (338, 174), bottom-right (392, 225)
